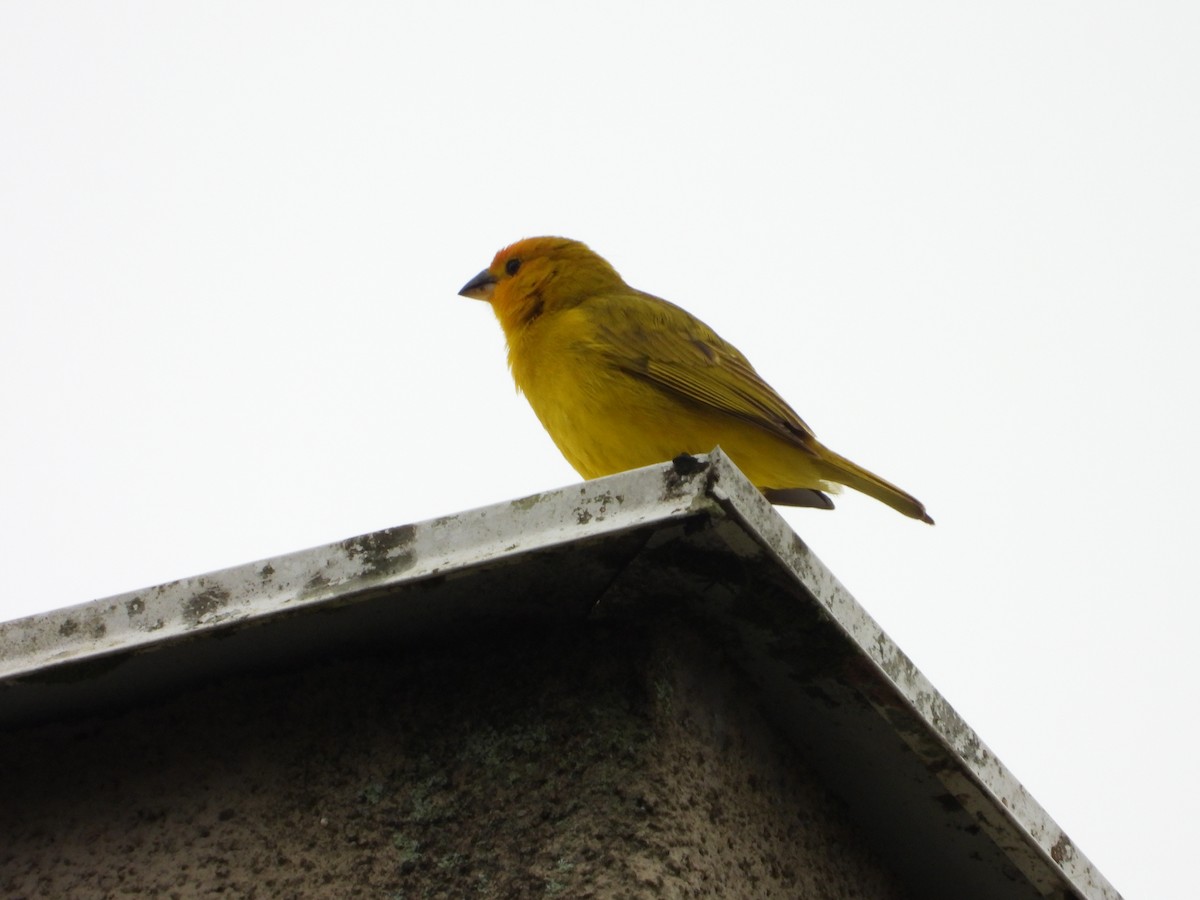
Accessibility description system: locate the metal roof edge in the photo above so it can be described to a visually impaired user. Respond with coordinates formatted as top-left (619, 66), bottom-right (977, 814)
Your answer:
top-left (0, 457), bottom-right (718, 682)
top-left (698, 449), bottom-right (1120, 900)
top-left (0, 449), bottom-right (1121, 900)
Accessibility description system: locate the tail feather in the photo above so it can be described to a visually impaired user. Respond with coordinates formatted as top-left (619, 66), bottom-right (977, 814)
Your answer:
top-left (813, 444), bottom-right (934, 524)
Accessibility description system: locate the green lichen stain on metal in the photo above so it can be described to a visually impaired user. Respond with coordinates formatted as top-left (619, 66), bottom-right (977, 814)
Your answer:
top-left (125, 597), bottom-right (145, 618)
top-left (342, 524), bottom-right (417, 576)
top-left (55, 615), bottom-right (106, 641)
top-left (574, 490), bottom-right (621, 525)
top-left (183, 587), bottom-right (232, 627)
top-left (874, 635), bottom-right (908, 683)
top-left (296, 572), bottom-right (332, 603)
top-left (510, 492), bottom-right (550, 512)
top-left (259, 564), bottom-right (275, 581)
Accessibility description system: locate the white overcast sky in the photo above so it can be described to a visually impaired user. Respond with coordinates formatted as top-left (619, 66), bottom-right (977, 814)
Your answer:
top-left (2, 3), bottom-right (1197, 897)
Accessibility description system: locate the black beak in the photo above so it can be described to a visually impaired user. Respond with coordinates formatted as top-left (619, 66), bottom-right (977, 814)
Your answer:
top-left (458, 269), bottom-right (497, 300)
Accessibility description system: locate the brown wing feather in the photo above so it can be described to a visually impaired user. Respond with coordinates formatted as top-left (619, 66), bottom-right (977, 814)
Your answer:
top-left (590, 291), bottom-right (819, 452)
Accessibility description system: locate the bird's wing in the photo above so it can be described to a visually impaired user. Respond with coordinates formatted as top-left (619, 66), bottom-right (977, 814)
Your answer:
top-left (591, 291), bottom-right (820, 451)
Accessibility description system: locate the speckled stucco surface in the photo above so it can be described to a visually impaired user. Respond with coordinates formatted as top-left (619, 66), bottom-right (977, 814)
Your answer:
top-left (0, 617), bottom-right (909, 899)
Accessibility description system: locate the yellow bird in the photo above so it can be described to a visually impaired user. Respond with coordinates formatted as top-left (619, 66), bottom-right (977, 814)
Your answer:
top-left (459, 237), bottom-right (933, 524)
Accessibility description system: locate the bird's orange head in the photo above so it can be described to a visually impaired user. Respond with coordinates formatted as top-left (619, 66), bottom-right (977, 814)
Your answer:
top-left (458, 237), bottom-right (625, 336)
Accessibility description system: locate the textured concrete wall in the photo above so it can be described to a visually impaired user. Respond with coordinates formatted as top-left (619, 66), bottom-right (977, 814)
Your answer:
top-left (1, 617), bottom-right (909, 899)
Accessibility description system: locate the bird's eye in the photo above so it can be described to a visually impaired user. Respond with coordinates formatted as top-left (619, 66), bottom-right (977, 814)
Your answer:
top-left (505, 258), bottom-right (521, 276)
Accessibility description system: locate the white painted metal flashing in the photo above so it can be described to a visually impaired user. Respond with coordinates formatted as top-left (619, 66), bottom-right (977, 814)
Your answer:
top-left (1, 459), bottom-right (695, 682)
top-left (0, 450), bottom-right (1120, 900)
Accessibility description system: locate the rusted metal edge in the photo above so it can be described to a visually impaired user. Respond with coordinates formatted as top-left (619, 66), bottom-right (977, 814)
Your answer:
top-left (698, 450), bottom-right (1120, 900)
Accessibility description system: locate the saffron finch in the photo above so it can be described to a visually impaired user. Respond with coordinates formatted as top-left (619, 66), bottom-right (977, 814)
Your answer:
top-left (459, 237), bottom-right (933, 524)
